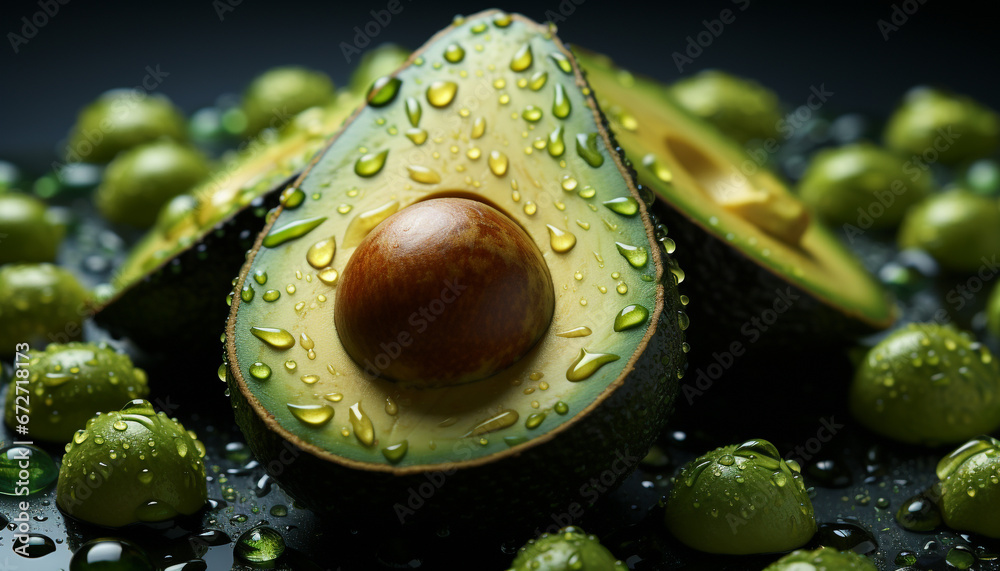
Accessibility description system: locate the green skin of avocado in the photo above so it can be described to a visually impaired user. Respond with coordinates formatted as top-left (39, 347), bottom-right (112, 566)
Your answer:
top-left (56, 400), bottom-right (208, 527)
top-left (95, 140), bottom-right (212, 229)
top-left (664, 439), bottom-right (816, 555)
top-left (668, 70), bottom-right (783, 145)
top-left (241, 67), bottom-right (336, 135)
top-left (0, 193), bottom-right (65, 265)
top-left (897, 189), bottom-right (1000, 273)
top-left (988, 281), bottom-right (1000, 340)
top-left (763, 547), bottom-right (878, 571)
top-left (508, 527), bottom-right (623, 571)
top-left (884, 87), bottom-right (1000, 166)
top-left (798, 142), bottom-right (934, 229)
top-left (4, 342), bottom-right (149, 443)
top-left (0, 264), bottom-right (89, 352)
top-left (850, 323), bottom-right (1000, 446)
top-left (68, 90), bottom-right (188, 164)
top-left (938, 437), bottom-right (1000, 538)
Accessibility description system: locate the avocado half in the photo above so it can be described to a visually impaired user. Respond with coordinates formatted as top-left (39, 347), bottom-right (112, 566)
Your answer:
top-left (225, 11), bottom-right (686, 524)
top-left (576, 50), bottom-right (896, 346)
top-left (92, 96), bottom-right (361, 359)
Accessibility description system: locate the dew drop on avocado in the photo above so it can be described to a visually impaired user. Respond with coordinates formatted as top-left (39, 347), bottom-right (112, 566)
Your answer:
top-left (306, 237), bottom-right (336, 269)
top-left (235, 526), bottom-right (285, 564)
top-left (286, 403), bottom-right (334, 427)
top-left (603, 197), bottom-right (639, 216)
top-left (522, 105), bottom-right (543, 123)
top-left (279, 187), bottom-right (305, 209)
top-left (263, 289), bottom-right (280, 302)
top-left (355, 150), bottom-right (389, 177)
top-left (548, 126), bottom-right (566, 157)
top-left (557, 326), bottom-right (591, 338)
top-left (0, 445), bottom-right (57, 495)
top-left (549, 52), bottom-right (573, 74)
top-left (426, 81), bottom-right (458, 108)
top-left (615, 242), bottom-right (648, 268)
top-left (510, 43), bottom-right (533, 71)
top-left (300, 375), bottom-right (319, 385)
top-left (250, 327), bottom-right (295, 350)
top-left (895, 490), bottom-right (942, 532)
top-left (317, 268), bottom-right (339, 286)
top-left (407, 165), bottom-right (442, 184)
top-left (554, 401), bottom-right (569, 415)
top-left (444, 43), bottom-right (465, 63)
top-left (470, 21), bottom-right (487, 34)
top-left (552, 83), bottom-right (571, 119)
top-left (614, 304), bottom-right (649, 332)
top-left (493, 12), bottom-right (512, 27)
top-left (262, 216), bottom-right (327, 248)
top-left (642, 153), bottom-right (673, 182)
top-left (253, 269), bottom-right (268, 285)
top-left (576, 133), bottom-right (604, 167)
top-left (343, 200), bottom-right (400, 247)
top-left (368, 76), bottom-right (402, 107)
top-left (567, 349), bottom-right (621, 382)
top-left (937, 436), bottom-right (997, 479)
top-left (401, 98), bottom-right (421, 129)
top-left (525, 413), bottom-right (546, 429)
top-left (529, 71), bottom-right (548, 91)
top-left (240, 284), bottom-right (255, 303)
top-left (471, 117), bottom-right (486, 139)
top-left (488, 151), bottom-right (509, 176)
top-left (546, 224), bottom-right (577, 253)
top-left (349, 402), bottom-right (375, 446)
top-left (382, 441), bottom-right (409, 464)
top-left (466, 410), bottom-right (519, 436)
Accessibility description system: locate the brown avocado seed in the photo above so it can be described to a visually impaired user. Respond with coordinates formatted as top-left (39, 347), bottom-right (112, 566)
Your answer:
top-left (334, 197), bottom-right (555, 388)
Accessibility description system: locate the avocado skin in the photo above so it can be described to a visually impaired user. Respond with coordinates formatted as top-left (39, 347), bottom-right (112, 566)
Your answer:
top-left (225, 241), bottom-right (683, 528)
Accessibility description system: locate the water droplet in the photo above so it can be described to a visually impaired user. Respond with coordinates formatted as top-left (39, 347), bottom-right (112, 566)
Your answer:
top-left (287, 403), bottom-right (334, 426)
top-left (548, 126), bottom-right (565, 157)
top-left (349, 402), bottom-right (375, 446)
top-left (407, 165), bottom-right (442, 184)
top-left (938, 436), bottom-right (999, 479)
top-left (510, 43), bottom-right (533, 71)
top-left (444, 43), bottom-right (465, 63)
top-left (603, 196), bottom-right (639, 216)
top-left (343, 200), bottom-right (400, 248)
top-left (551, 83), bottom-right (571, 119)
top-left (556, 326), bottom-right (592, 338)
top-left (300, 375), bottom-right (319, 385)
top-left (471, 116), bottom-right (486, 139)
top-left (235, 526), bottom-right (285, 564)
top-left (546, 224), bottom-right (577, 253)
top-left (466, 410), bottom-right (519, 437)
top-left (404, 97), bottom-right (422, 128)
top-left (575, 133), bottom-right (604, 167)
top-left (306, 237), bottom-right (336, 269)
top-left (567, 349), bottom-right (621, 382)
top-left (488, 151), bottom-right (509, 176)
top-left (549, 52), bottom-right (572, 74)
top-left (355, 150), bottom-right (389, 177)
top-left (382, 441), bottom-right (409, 464)
top-left (642, 153), bottom-right (673, 182)
top-left (0, 445), bottom-right (58, 495)
top-left (250, 327), bottom-right (295, 350)
top-left (280, 187), bottom-right (305, 209)
top-left (493, 12), bottom-right (512, 27)
top-left (249, 362), bottom-right (271, 380)
top-left (426, 81), bottom-right (458, 107)
top-left (523, 201), bottom-right (537, 215)
top-left (470, 21), bottom-right (487, 34)
top-left (522, 105), bottom-right (543, 122)
top-left (614, 304), bottom-right (649, 332)
top-left (263, 216), bottom-right (327, 248)
top-left (368, 76), bottom-right (402, 107)
top-left (615, 242), bottom-right (648, 268)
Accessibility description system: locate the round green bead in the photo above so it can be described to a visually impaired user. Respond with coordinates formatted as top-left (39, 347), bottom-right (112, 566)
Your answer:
top-left (56, 399), bottom-right (208, 527)
top-left (668, 70), bottom-right (783, 144)
top-left (0, 193), bottom-right (65, 264)
top-left (95, 140), bottom-right (211, 228)
top-left (885, 87), bottom-right (999, 165)
top-left (348, 44), bottom-right (411, 94)
top-left (67, 90), bottom-right (188, 164)
top-left (0, 264), bottom-right (89, 351)
top-left (763, 547), bottom-right (878, 571)
top-left (798, 143), bottom-right (933, 228)
top-left (897, 189), bottom-right (1000, 272)
top-left (241, 67), bottom-right (335, 135)
top-left (0, 444), bottom-right (58, 496)
top-left (235, 526), bottom-right (286, 564)
top-left (69, 538), bottom-right (155, 571)
top-left (4, 342), bottom-right (149, 442)
top-left (937, 436), bottom-right (1000, 538)
top-left (664, 438), bottom-right (815, 555)
top-left (507, 526), bottom-right (623, 571)
top-left (850, 323), bottom-right (1000, 445)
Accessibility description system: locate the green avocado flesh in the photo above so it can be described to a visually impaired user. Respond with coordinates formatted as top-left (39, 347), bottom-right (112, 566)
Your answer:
top-left (575, 50), bottom-right (895, 333)
top-left (228, 11), bottom-right (681, 473)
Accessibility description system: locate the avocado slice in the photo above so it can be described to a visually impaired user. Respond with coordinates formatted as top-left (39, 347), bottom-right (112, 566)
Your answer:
top-left (92, 95), bottom-right (360, 358)
top-left (225, 10), bottom-right (685, 523)
top-left (575, 50), bottom-right (896, 344)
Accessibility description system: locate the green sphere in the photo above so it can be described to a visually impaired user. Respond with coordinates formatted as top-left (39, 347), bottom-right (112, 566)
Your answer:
top-left (664, 439), bottom-right (816, 555)
top-left (0, 264), bottom-right (89, 351)
top-left (95, 140), bottom-right (211, 228)
top-left (850, 323), bottom-right (1000, 445)
top-left (0, 193), bottom-right (65, 264)
top-left (897, 189), bottom-right (1000, 272)
top-left (937, 436), bottom-right (1000, 538)
top-left (56, 399), bottom-right (208, 527)
top-left (988, 281), bottom-right (1000, 340)
top-left (348, 44), bottom-right (411, 94)
top-left (798, 143), bottom-right (933, 228)
top-left (507, 527), bottom-right (623, 571)
top-left (242, 66), bottom-right (335, 135)
top-left (763, 547), bottom-right (878, 571)
top-left (668, 70), bottom-right (783, 144)
top-left (4, 342), bottom-right (149, 442)
top-left (885, 87), bottom-right (999, 165)
top-left (68, 90), bottom-right (188, 164)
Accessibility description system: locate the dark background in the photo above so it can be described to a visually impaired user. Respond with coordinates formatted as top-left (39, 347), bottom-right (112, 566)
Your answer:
top-left (1, 0), bottom-right (997, 170)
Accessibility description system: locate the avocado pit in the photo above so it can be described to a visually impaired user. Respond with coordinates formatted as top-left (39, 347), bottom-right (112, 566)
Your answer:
top-left (334, 197), bottom-right (554, 388)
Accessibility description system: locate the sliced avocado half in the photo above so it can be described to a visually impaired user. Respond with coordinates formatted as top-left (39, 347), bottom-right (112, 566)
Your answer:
top-left (575, 50), bottom-right (896, 344)
top-left (226, 11), bottom-right (685, 522)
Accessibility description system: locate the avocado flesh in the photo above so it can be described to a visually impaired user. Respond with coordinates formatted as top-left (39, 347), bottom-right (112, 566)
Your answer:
top-left (575, 50), bottom-right (895, 337)
top-left (94, 94), bottom-right (361, 353)
top-left (228, 11), bottom-right (682, 478)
